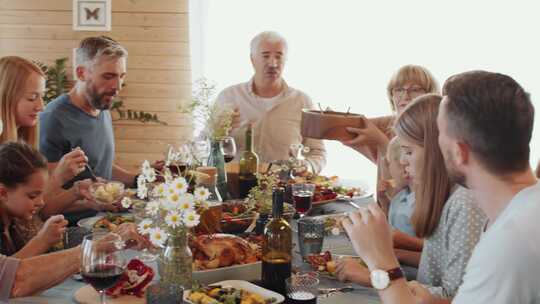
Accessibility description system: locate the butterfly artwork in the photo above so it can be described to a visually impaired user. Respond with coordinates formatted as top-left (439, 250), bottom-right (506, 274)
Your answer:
top-left (84, 7), bottom-right (100, 21)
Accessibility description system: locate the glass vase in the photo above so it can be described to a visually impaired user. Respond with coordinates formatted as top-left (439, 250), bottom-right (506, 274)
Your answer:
top-left (157, 228), bottom-right (192, 290)
top-left (207, 140), bottom-right (229, 200)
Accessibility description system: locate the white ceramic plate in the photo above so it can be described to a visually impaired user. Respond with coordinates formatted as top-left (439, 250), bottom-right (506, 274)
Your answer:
top-left (77, 216), bottom-right (102, 230)
top-left (184, 280), bottom-right (285, 304)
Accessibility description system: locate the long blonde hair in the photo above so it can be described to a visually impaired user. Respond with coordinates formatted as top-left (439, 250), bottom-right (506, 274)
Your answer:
top-left (0, 56), bottom-right (45, 148)
top-left (394, 93), bottom-right (451, 238)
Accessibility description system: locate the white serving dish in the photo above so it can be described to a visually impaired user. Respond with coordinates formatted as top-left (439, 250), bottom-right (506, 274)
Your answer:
top-left (193, 261), bottom-right (262, 284)
top-left (184, 280), bottom-right (285, 304)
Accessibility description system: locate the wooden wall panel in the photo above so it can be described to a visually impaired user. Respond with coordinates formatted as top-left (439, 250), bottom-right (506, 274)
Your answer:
top-left (0, 0), bottom-right (192, 172)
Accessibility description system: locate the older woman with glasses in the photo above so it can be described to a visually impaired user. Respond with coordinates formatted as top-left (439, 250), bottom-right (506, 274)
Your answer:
top-left (340, 64), bottom-right (439, 213)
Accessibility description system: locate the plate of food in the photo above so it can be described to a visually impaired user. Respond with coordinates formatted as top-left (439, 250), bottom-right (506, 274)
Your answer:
top-left (89, 181), bottom-right (125, 204)
top-left (289, 175), bottom-right (371, 205)
top-left (190, 234), bottom-right (263, 284)
top-left (185, 280), bottom-right (284, 304)
top-left (78, 213), bottom-right (135, 231)
top-left (306, 251), bottom-right (366, 276)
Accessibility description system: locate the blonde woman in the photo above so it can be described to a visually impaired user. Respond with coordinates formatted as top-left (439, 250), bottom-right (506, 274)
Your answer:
top-left (337, 94), bottom-right (486, 299)
top-left (340, 65), bottom-right (438, 212)
top-left (0, 56), bottom-right (109, 243)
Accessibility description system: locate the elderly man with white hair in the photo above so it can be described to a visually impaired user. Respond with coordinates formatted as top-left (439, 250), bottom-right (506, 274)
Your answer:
top-left (215, 31), bottom-right (326, 173)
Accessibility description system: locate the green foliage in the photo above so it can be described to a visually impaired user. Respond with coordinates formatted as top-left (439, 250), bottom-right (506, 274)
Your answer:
top-left (35, 57), bottom-right (166, 125)
top-left (179, 77), bottom-right (233, 140)
top-left (34, 57), bottom-right (70, 104)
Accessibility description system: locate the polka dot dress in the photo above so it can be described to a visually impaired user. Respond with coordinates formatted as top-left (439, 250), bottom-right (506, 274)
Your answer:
top-left (416, 186), bottom-right (487, 298)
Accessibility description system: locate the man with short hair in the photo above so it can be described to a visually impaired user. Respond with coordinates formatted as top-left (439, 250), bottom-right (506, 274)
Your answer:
top-left (39, 36), bottom-right (137, 187)
top-left (341, 71), bottom-right (539, 303)
top-left (215, 31), bottom-right (326, 173)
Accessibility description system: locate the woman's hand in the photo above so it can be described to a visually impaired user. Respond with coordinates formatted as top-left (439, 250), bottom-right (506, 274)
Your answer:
top-left (53, 148), bottom-right (88, 184)
top-left (342, 116), bottom-right (389, 150)
top-left (36, 215), bottom-right (68, 247)
top-left (342, 203), bottom-right (399, 271)
top-left (335, 258), bottom-right (371, 286)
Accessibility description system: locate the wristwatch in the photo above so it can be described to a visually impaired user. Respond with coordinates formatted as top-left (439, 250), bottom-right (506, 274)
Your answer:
top-left (370, 267), bottom-right (404, 290)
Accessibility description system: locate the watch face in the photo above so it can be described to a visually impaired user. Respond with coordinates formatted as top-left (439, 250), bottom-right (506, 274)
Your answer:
top-left (370, 269), bottom-right (390, 290)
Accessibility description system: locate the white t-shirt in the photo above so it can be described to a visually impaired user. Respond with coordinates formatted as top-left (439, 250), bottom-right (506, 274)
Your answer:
top-left (453, 181), bottom-right (540, 303)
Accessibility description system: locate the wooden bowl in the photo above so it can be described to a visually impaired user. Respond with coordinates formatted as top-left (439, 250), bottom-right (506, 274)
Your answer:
top-left (301, 109), bottom-right (365, 141)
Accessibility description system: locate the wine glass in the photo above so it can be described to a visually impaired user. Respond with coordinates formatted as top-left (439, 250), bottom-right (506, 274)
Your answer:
top-left (291, 183), bottom-right (315, 217)
top-left (220, 136), bottom-right (237, 163)
top-left (190, 138), bottom-right (211, 166)
top-left (81, 231), bottom-right (126, 304)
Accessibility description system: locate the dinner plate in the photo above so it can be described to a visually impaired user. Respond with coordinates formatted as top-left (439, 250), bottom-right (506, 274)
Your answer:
top-left (77, 216), bottom-right (102, 230)
top-left (74, 284), bottom-right (145, 304)
top-left (184, 280), bottom-right (285, 304)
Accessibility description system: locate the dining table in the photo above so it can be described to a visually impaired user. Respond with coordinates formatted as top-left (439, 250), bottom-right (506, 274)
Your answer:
top-left (11, 191), bottom-right (391, 304)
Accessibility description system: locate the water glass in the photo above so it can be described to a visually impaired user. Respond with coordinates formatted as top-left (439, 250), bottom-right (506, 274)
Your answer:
top-left (297, 218), bottom-right (325, 260)
top-left (286, 272), bottom-right (319, 304)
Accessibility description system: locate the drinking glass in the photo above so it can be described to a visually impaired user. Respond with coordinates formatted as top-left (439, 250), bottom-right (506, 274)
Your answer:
top-left (132, 201), bottom-right (159, 263)
top-left (297, 218), bottom-right (325, 260)
top-left (81, 231), bottom-right (126, 304)
top-left (286, 272), bottom-right (319, 304)
top-left (220, 136), bottom-right (237, 163)
top-left (190, 138), bottom-right (211, 166)
top-left (291, 183), bottom-right (315, 216)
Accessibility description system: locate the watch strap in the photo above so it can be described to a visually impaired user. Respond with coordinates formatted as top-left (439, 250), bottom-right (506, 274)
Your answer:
top-left (387, 267), bottom-right (405, 281)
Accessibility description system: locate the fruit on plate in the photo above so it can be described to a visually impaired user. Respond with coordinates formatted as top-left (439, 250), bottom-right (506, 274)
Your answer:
top-left (190, 234), bottom-right (261, 270)
top-left (189, 284), bottom-right (276, 304)
top-left (106, 259), bottom-right (154, 298)
top-left (290, 175), bottom-right (362, 202)
top-left (307, 251), bottom-right (365, 274)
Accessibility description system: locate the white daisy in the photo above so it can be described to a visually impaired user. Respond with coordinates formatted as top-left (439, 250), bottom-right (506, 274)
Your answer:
top-left (137, 219), bottom-right (153, 235)
top-left (170, 177), bottom-right (188, 194)
top-left (144, 168), bottom-right (157, 183)
top-left (194, 187), bottom-right (211, 201)
top-left (141, 160), bottom-right (152, 173)
top-left (178, 193), bottom-right (194, 211)
top-left (165, 211), bottom-right (182, 228)
top-left (149, 227), bottom-right (168, 247)
top-left (137, 174), bottom-right (146, 189)
top-left (137, 184), bottom-right (148, 199)
top-left (121, 197), bottom-right (132, 209)
top-left (182, 210), bottom-right (200, 228)
top-left (152, 183), bottom-right (168, 198)
top-left (145, 200), bottom-right (160, 216)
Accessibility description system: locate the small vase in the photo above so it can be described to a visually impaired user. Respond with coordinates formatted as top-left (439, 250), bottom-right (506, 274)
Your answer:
top-left (157, 228), bottom-right (192, 290)
top-left (207, 140), bottom-right (229, 200)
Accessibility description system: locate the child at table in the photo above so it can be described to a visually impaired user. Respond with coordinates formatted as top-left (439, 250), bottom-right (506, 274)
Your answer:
top-left (0, 142), bottom-right (69, 257)
top-left (384, 137), bottom-right (423, 267)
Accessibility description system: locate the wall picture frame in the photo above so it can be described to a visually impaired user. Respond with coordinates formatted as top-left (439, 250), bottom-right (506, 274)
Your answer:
top-left (73, 0), bottom-right (112, 31)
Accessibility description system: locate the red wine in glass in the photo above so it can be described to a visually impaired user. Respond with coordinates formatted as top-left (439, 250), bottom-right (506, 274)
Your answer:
top-left (293, 191), bottom-right (313, 214)
top-left (82, 264), bottom-right (124, 291)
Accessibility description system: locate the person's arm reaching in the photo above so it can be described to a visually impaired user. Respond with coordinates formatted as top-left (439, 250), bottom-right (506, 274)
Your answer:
top-left (341, 203), bottom-right (440, 304)
top-left (112, 163), bottom-right (137, 187)
top-left (12, 215), bottom-right (68, 259)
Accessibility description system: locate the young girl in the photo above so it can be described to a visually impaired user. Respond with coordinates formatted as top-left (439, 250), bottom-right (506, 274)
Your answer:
top-left (0, 142), bottom-right (68, 257)
top-left (337, 94), bottom-right (486, 299)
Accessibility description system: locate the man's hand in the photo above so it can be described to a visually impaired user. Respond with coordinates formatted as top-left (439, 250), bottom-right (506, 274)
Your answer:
top-left (342, 203), bottom-right (399, 270)
top-left (335, 258), bottom-right (371, 286)
top-left (53, 148), bottom-right (88, 184)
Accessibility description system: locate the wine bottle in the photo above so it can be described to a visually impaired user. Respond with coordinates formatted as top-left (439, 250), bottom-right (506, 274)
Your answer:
top-left (238, 124), bottom-right (259, 198)
top-left (261, 188), bottom-right (292, 296)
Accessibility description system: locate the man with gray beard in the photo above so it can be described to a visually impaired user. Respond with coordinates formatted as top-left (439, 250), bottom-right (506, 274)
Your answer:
top-left (40, 36), bottom-right (136, 188)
